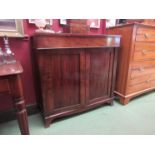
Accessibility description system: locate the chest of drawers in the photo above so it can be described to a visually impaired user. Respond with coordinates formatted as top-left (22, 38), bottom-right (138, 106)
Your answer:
top-left (107, 23), bottom-right (155, 104)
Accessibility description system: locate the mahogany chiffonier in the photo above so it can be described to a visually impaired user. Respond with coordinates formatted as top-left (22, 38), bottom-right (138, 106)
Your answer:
top-left (32, 33), bottom-right (120, 127)
top-left (107, 23), bottom-right (155, 104)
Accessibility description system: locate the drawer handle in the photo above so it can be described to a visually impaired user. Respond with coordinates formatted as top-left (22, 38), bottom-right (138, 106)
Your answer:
top-left (142, 50), bottom-right (147, 54)
top-left (142, 50), bottom-right (155, 54)
top-left (139, 67), bottom-right (144, 72)
top-left (144, 33), bottom-right (149, 38)
top-left (146, 80), bottom-right (150, 83)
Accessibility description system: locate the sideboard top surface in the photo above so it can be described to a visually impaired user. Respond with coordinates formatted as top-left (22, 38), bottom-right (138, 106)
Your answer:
top-left (32, 32), bottom-right (121, 49)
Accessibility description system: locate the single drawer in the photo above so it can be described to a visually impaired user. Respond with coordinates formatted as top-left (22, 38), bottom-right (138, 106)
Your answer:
top-left (130, 65), bottom-right (155, 79)
top-left (128, 72), bottom-right (155, 93)
top-left (136, 27), bottom-right (155, 42)
top-left (127, 80), bottom-right (150, 94)
top-left (131, 59), bottom-right (155, 69)
top-left (129, 74), bottom-right (155, 86)
top-left (0, 79), bottom-right (10, 93)
top-left (133, 43), bottom-right (155, 61)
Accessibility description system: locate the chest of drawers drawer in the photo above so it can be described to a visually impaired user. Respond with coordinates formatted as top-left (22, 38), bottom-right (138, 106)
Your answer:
top-left (127, 80), bottom-right (150, 94)
top-left (133, 43), bottom-right (155, 61)
top-left (131, 59), bottom-right (155, 68)
top-left (129, 59), bottom-right (155, 93)
top-left (128, 74), bottom-right (155, 94)
top-left (0, 79), bottom-right (10, 93)
top-left (136, 27), bottom-right (155, 42)
top-left (130, 65), bottom-right (155, 79)
top-left (129, 74), bottom-right (155, 85)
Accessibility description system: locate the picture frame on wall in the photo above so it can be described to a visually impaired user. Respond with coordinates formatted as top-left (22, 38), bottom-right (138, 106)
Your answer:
top-left (0, 19), bottom-right (24, 37)
top-left (60, 19), bottom-right (67, 25)
top-left (28, 19), bottom-right (53, 25)
top-left (87, 19), bottom-right (100, 28)
top-left (106, 19), bottom-right (116, 28)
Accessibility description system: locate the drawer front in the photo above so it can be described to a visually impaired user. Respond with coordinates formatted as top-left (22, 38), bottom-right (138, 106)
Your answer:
top-left (136, 27), bottom-right (155, 42)
top-left (131, 59), bottom-right (155, 69)
top-left (133, 43), bottom-right (155, 61)
top-left (129, 74), bottom-right (155, 86)
top-left (0, 79), bottom-right (10, 93)
top-left (127, 80), bottom-right (150, 94)
top-left (128, 74), bottom-right (155, 94)
top-left (130, 65), bottom-right (155, 79)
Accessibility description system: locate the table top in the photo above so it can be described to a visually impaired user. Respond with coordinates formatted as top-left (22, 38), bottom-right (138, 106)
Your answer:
top-left (0, 61), bottom-right (23, 76)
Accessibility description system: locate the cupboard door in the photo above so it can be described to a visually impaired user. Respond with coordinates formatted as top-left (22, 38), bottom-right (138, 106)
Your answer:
top-left (85, 48), bottom-right (114, 106)
top-left (37, 49), bottom-right (85, 116)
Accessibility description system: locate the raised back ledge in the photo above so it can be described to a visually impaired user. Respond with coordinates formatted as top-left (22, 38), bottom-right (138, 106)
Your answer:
top-left (106, 22), bottom-right (155, 29)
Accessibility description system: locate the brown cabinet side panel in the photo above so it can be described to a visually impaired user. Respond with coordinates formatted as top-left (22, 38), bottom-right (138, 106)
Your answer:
top-left (106, 26), bottom-right (134, 94)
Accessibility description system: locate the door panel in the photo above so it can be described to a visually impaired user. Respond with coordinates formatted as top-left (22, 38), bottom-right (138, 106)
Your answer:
top-left (86, 48), bottom-right (113, 104)
top-left (37, 49), bottom-right (85, 116)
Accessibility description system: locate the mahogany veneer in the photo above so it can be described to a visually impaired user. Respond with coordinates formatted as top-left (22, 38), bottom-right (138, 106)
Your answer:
top-left (32, 33), bottom-right (120, 127)
top-left (107, 23), bottom-right (155, 104)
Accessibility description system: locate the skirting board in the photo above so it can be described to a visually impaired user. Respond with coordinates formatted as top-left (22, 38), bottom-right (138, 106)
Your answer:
top-left (0, 103), bottom-right (39, 123)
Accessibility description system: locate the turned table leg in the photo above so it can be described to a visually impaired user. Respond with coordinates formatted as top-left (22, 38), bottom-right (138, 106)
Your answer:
top-left (14, 100), bottom-right (29, 135)
top-left (9, 75), bottom-right (30, 135)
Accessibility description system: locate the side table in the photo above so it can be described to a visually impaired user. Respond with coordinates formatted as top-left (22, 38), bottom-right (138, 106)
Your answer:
top-left (0, 61), bottom-right (29, 135)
